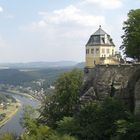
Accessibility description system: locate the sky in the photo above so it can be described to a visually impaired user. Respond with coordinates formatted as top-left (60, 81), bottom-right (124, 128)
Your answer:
top-left (0, 0), bottom-right (139, 63)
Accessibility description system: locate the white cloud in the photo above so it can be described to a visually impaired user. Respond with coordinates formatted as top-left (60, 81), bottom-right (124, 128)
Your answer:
top-left (5, 14), bottom-right (14, 19)
top-left (27, 5), bottom-right (105, 30)
top-left (84, 0), bottom-right (123, 9)
top-left (20, 5), bottom-right (107, 62)
top-left (25, 20), bottom-right (47, 31)
top-left (0, 6), bottom-right (3, 13)
top-left (54, 5), bottom-right (104, 26)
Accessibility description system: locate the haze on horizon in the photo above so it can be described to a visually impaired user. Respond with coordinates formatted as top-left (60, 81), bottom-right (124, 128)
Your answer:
top-left (0, 0), bottom-right (139, 63)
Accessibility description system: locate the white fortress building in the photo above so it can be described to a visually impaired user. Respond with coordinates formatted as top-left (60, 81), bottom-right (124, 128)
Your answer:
top-left (85, 26), bottom-right (120, 68)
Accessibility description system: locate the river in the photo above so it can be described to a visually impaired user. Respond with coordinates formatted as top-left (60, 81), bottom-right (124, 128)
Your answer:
top-left (0, 92), bottom-right (40, 135)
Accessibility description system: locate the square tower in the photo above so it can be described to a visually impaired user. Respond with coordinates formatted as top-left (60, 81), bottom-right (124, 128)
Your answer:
top-left (85, 26), bottom-right (115, 68)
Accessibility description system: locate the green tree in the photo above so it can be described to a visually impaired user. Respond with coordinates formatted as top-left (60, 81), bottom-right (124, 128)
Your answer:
top-left (39, 69), bottom-right (83, 127)
top-left (49, 134), bottom-right (77, 140)
top-left (121, 9), bottom-right (140, 60)
top-left (20, 106), bottom-right (54, 140)
top-left (56, 117), bottom-right (80, 136)
top-left (21, 106), bottom-right (38, 134)
top-left (0, 133), bottom-right (16, 140)
top-left (53, 98), bottom-right (129, 140)
top-left (113, 116), bottom-right (140, 140)
top-left (74, 98), bottom-right (129, 140)
top-left (20, 107), bottom-right (77, 140)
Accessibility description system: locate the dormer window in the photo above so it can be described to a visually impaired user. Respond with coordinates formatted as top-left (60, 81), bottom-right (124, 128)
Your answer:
top-left (93, 36), bottom-right (100, 43)
top-left (102, 37), bottom-right (105, 44)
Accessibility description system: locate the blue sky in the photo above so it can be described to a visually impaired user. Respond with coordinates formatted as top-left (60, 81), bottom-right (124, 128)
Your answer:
top-left (0, 0), bottom-right (139, 63)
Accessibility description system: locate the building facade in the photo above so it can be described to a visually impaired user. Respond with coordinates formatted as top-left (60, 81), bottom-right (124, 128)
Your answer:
top-left (85, 26), bottom-right (118, 68)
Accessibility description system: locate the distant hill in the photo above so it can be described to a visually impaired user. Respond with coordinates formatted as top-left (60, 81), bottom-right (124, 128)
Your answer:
top-left (25, 67), bottom-right (73, 80)
top-left (75, 62), bottom-right (85, 69)
top-left (0, 61), bottom-right (78, 69)
top-left (0, 61), bottom-right (84, 86)
top-left (0, 67), bottom-right (73, 86)
top-left (0, 69), bottom-right (35, 85)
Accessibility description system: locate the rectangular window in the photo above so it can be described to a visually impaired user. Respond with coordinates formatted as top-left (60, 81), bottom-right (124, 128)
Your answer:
top-left (86, 49), bottom-right (89, 54)
top-left (112, 49), bottom-right (114, 55)
top-left (91, 49), bottom-right (94, 54)
top-left (107, 49), bottom-right (110, 54)
top-left (96, 48), bottom-right (99, 53)
top-left (102, 48), bottom-right (105, 53)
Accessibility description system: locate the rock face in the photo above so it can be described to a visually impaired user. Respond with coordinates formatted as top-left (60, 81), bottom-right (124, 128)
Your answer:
top-left (82, 64), bottom-right (140, 114)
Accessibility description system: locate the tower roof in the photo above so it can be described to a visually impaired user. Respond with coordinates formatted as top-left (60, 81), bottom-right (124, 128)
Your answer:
top-left (93, 25), bottom-right (108, 35)
top-left (86, 26), bottom-right (115, 46)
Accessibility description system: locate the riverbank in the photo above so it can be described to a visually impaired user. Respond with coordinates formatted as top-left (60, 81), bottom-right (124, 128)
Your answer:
top-left (0, 100), bottom-right (21, 128)
top-left (6, 90), bottom-right (34, 99)
top-left (5, 90), bottom-right (40, 102)
top-left (0, 92), bottom-right (40, 135)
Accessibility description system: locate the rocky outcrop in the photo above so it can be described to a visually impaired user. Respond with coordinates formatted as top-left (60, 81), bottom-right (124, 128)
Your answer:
top-left (80, 87), bottom-right (97, 102)
top-left (81, 64), bottom-right (140, 114)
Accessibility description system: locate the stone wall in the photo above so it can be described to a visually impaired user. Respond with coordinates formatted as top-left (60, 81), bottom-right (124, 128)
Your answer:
top-left (82, 64), bottom-right (140, 114)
